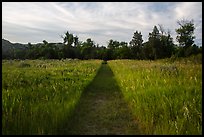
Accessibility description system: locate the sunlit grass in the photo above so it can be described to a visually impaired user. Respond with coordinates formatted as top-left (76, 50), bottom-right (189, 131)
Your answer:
top-left (2, 59), bottom-right (102, 135)
top-left (108, 58), bottom-right (202, 135)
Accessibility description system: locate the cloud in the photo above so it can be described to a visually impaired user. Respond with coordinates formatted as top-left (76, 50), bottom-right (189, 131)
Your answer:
top-left (2, 2), bottom-right (202, 46)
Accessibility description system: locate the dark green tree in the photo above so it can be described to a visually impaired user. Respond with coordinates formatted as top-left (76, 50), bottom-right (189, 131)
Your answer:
top-left (73, 36), bottom-right (79, 47)
top-left (43, 40), bottom-right (48, 45)
top-left (148, 26), bottom-right (161, 60)
top-left (159, 26), bottom-right (176, 58)
top-left (81, 38), bottom-right (95, 59)
top-left (62, 31), bottom-right (74, 47)
top-left (129, 30), bottom-right (143, 59)
top-left (107, 39), bottom-right (116, 59)
top-left (175, 19), bottom-right (196, 57)
top-left (117, 42), bottom-right (131, 59)
top-left (176, 19), bottom-right (195, 48)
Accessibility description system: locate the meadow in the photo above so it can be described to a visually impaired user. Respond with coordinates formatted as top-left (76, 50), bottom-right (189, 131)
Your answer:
top-left (2, 59), bottom-right (102, 134)
top-left (108, 55), bottom-right (202, 135)
top-left (2, 55), bottom-right (202, 135)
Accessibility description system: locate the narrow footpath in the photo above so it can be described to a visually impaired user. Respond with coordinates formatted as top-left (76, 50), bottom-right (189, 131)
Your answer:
top-left (59, 63), bottom-right (140, 135)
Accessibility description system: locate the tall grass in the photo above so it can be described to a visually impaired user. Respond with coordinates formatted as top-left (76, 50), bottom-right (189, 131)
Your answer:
top-left (2, 59), bottom-right (102, 135)
top-left (108, 58), bottom-right (202, 135)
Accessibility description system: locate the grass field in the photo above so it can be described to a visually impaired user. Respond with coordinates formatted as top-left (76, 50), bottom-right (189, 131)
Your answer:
top-left (108, 57), bottom-right (202, 135)
top-left (2, 56), bottom-right (202, 135)
top-left (2, 59), bottom-right (102, 135)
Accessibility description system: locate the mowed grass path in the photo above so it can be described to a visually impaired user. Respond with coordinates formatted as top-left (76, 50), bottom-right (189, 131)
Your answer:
top-left (58, 63), bottom-right (141, 135)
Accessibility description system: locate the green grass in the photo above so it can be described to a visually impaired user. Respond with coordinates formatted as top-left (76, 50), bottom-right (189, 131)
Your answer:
top-left (2, 58), bottom-right (202, 135)
top-left (108, 59), bottom-right (202, 135)
top-left (2, 59), bottom-right (102, 135)
top-left (59, 63), bottom-right (140, 135)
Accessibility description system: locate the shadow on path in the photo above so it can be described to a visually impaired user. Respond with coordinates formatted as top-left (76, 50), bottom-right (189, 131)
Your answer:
top-left (58, 63), bottom-right (140, 135)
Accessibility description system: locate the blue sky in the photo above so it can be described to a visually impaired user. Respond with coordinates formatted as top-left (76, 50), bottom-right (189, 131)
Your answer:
top-left (2, 2), bottom-right (202, 47)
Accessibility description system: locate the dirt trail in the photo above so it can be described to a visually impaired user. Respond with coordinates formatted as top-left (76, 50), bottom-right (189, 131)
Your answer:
top-left (59, 63), bottom-right (140, 135)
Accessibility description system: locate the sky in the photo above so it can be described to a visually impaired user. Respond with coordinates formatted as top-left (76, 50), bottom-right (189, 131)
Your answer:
top-left (2, 2), bottom-right (202, 47)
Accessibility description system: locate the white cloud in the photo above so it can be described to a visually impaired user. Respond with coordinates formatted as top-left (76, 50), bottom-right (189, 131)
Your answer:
top-left (2, 2), bottom-right (202, 46)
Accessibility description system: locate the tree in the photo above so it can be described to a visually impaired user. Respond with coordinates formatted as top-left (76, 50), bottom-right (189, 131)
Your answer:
top-left (176, 19), bottom-right (195, 48)
top-left (86, 38), bottom-right (94, 47)
top-left (81, 38), bottom-right (95, 59)
top-left (142, 41), bottom-right (153, 60)
top-left (117, 42), bottom-right (131, 59)
top-left (107, 39), bottom-right (117, 59)
top-left (129, 30), bottom-right (143, 59)
top-left (62, 31), bottom-right (69, 44)
top-left (129, 31), bottom-right (143, 47)
top-left (62, 31), bottom-right (74, 47)
top-left (159, 28), bottom-right (176, 58)
top-left (68, 33), bottom-right (74, 47)
top-left (147, 25), bottom-right (176, 59)
top-left (61, 31), bottom-right (75, 58)
top-left (28, 42), bottom-right (32, 48)
top-left (148, 26), bottom-right (161, 60)
top-left (107, 39), bottom-right (114, 49)
top-left (43, 40), bottom-right (48, 45)
top-left (73, 36), bottom-right (79, 47)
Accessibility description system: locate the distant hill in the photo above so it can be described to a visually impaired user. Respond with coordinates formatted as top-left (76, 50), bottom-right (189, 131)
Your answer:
top-left (2, 39), bottom-right (28, 58)
top-left (2, 39), bottom-right (28, 51)
top-left (2, 39), bottom-right (64, 59)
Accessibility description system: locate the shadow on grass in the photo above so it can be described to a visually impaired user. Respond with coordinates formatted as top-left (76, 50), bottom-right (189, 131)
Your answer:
top-left (57, 63), bottom-right (141, 135)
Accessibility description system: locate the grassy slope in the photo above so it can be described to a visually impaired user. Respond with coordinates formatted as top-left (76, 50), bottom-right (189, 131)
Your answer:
top-left (58, 63), bottom-right (141, 135)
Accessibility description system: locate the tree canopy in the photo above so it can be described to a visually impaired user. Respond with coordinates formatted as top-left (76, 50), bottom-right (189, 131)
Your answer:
top-left (2, 19), bottom-right (201, 60)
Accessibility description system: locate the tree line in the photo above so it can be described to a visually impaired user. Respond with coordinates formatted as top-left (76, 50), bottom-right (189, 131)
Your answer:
top-left (4, 19), bottom-right (202, 60)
